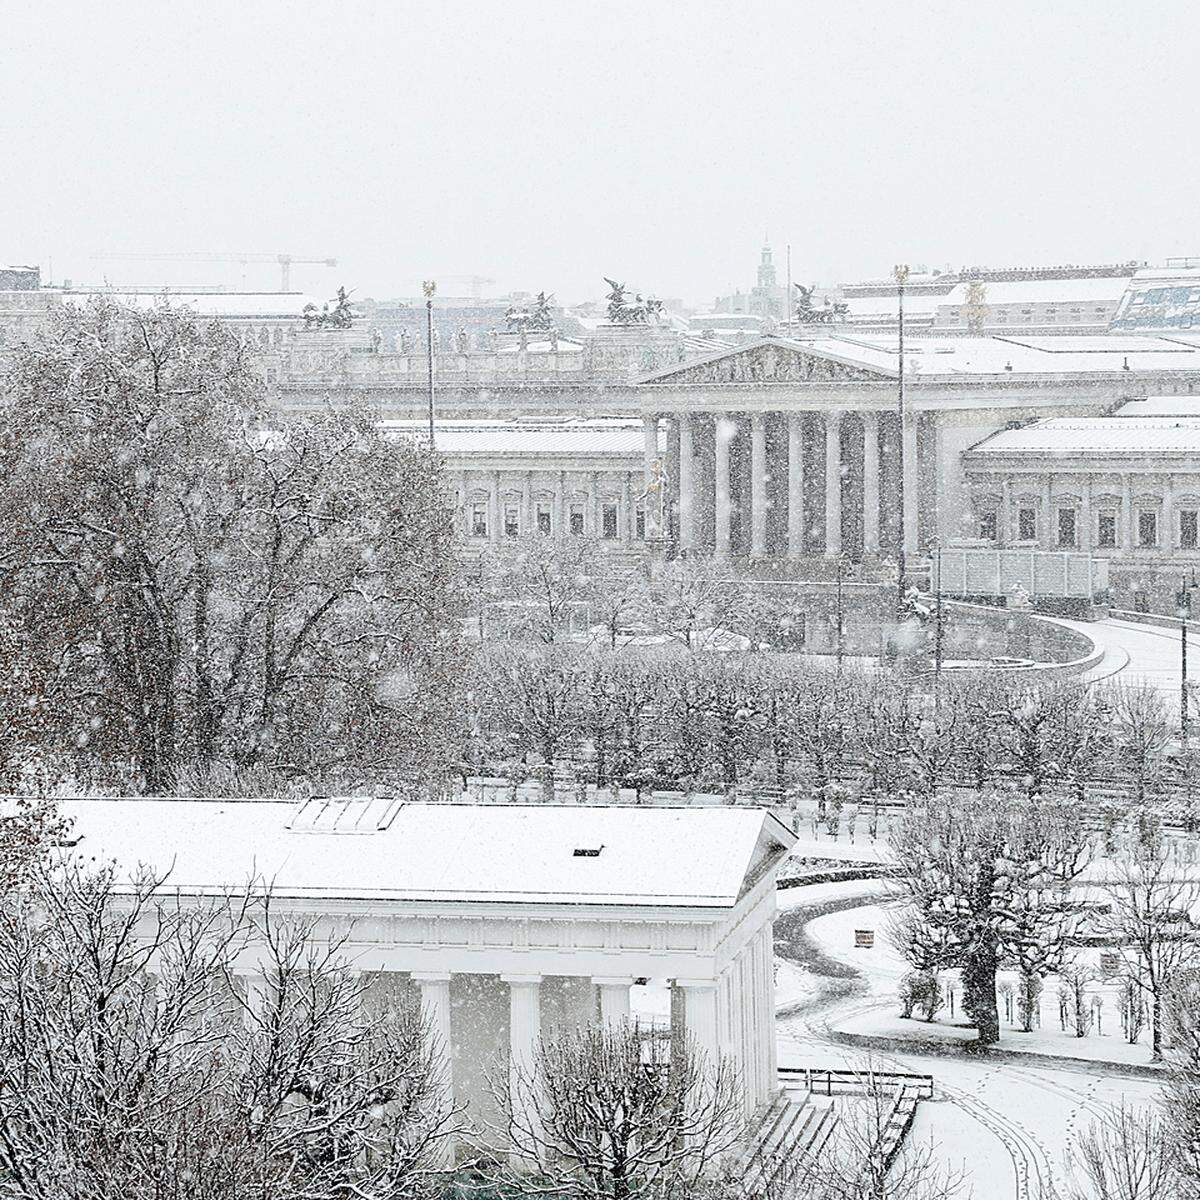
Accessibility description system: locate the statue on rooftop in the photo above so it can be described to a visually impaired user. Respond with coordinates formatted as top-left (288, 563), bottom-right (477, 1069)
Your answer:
top-left (604, 278), bottom-right (664, 325)
top-left (794, 282), bottom-right (848, 326)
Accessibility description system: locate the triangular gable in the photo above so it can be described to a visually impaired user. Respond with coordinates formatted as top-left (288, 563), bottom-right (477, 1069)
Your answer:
top-left (737, 809), bottom-right (797, 900)
top-left (638, 336), bottom-right (897, 386)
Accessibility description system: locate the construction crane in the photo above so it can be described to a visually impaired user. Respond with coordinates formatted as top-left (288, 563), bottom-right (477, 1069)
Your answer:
top-left (90, 252), bottom-right (338, 292)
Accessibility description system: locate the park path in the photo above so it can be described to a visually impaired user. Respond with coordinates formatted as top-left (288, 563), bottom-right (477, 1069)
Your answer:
top-left (773, 882), bottom-right (1164, 1200)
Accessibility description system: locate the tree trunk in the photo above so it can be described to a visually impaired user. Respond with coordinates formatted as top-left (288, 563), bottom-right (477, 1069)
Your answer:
top-left (1151, 991), bottom-right (1163, 1062)
top-left (963, 944), bottom-right (1001, 1046)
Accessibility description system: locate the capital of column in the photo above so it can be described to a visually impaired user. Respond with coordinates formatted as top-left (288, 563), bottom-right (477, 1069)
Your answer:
top-left (592, 976), bottom-right (636, 987)
top-left (411, 971), bottom-right (453, 983)
top-left (501, 973), bottom-right (544, 986)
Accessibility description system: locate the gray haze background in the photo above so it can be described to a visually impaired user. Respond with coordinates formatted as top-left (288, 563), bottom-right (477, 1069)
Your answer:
top-left (3, 0), bottom-right (1197, 305)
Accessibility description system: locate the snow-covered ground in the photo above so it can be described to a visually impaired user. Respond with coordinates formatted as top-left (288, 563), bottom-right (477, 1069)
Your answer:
top-left (774, 883), bottom-right (1165, 1200)
top-left (1065, 616), bottom-right (1195, 717)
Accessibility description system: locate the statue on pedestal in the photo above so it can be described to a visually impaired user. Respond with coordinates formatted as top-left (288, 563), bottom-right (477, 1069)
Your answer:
top-left (604, 278), bottom-right (664, 325)
top-left (455, 327), bottom-right (469, 354)
top-left (636, 458), bottom-right (670, 538)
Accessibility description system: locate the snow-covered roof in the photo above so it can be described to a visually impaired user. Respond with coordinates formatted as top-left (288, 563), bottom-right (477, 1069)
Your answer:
top-left (966, 416), bottom-right (1200, 456)
top-left (62, 291), bottom-right (319, 319)
top-left (56, 799), bottom-right (794, 909)
top-left (940, 277), bottom-right (1131, 307)
top-left (1113, 395), bottom-right (1200, 417)
top-left (840, 293), bottom-right (942, 319)
top-left (381, 418), bottom-right (659, 456)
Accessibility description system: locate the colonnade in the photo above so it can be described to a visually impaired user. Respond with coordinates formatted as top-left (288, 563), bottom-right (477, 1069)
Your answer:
top-left (645, 408), bottom-right (922, 559)
top-left (230, 927), bottom-right (777, 1143)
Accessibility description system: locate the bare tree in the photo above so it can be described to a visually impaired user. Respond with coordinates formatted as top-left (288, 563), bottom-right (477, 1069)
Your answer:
top-left (481, 1021), bottom-right (745, 1200)
top-left (0, 858), bottom-right (454, 1200)
top-left (1096, 815), bottom-right (1200, 1061)
top-left (1062, 1103), bottom-right (1179, 1200)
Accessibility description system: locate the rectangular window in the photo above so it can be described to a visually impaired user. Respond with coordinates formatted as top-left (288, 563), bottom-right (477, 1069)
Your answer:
top-left (471, 503), bottom-right (488, 539)
top-left (1017, 507), bottom-right (1037, 541)
top-left (1181, 509), bottom-right (1199, 550)
top-left (503, 502), bottom-right (520, 539)
top-left (1098, 511), bottom-right (1117, 548)
top-left (635, 506), bottom-right (646, 539)
top-left (602, 502), bottom-right (618, 540)
top-left (1138, 510), bottom-right (1158, 548)
top-left (1057, 507), bottom-right (1077, 549)
top-left (978, 510), bottom-right (998, 542)
top-left (569, 503), bottom-right (585, 536)
top-left (536, 502), bottom-right (552, 536)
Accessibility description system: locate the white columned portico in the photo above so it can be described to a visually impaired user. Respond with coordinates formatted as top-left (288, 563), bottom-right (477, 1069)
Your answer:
top-left (594, 976), bottom-right (633, 1026)
top-left (413, 971), bottom-right (455, 1138)
top-left (902, 414), bottom-right (919, 555)
top-left (862, 411), bottom-right (880, 556)
top-left (714, 414), bottom-right (732, 559)
top-left (751, 413), bottom-right (767, 557)
top-left (824, 410), bottom-right (843, 557)
top-left (787, 413), bottom-right (804, 558)
top-left (679, 413), bottom-right (698, 553)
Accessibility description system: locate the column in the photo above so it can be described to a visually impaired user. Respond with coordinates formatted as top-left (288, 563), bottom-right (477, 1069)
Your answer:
top-left (751, 412), bottom-right (767, 558)
top-left (1080, 475), bottom-right (1092, 551)
top-left (862, 412), bottom-right (880, 556)
top-left (503, 974), bottom-right (543, 1152)
top-left (825, 410), bottom-right (843, 557)
top-left (554, 471), bottom-right (565, 537)
top-left (622, 471), bottom-right (633, 544)
top-left (1043, 475), bottom-right (1054, 549)
top-left (413, 972), bottom-right (455, 1125)
top-left (714, 414), bottom-right (733, 559)
top-left (234, 969), bottom-right (270, 1031)
top-left (679, 414), bottom-right (699, 552)
top-left (787, 413), bottom-right (805, 558)
top-left (1000, 475), bottom-right (1012, 546)
top-left (490, 471), bottom-right (501, 546)
top-left (677, 979), bottom-right (720, 1073)
top-left (1123, 473), bottom-right (1135, 550)
top-left (590, 470), bottom-right (601, 539)
top-left (594, 976), bottom-right (633, 1027)
top-left (522, 471), bottom-right (533, 540)
top-left (1164, 473), bottom-right (1176, 551)
top-left (761, 928), bottom-right (777, 1099)
top-left (902, 414), bottom-right (919, 556)
top-left (459, 471), bottom-right (470, 537)
top-left (642, 414), bottom-right (658, 488)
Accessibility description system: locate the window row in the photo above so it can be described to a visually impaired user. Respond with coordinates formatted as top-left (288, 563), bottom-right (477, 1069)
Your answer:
top-left (976, 506), bottom-right (1200, 550)
top-left (466, 499), bottom-right (646, 541)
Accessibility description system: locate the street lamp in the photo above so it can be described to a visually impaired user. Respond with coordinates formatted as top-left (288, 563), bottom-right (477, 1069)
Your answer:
top-left (835, 552), bottom-right (849, 671)
top-left (931, 536), bottom-right (945, 680)
top-left (1180, 569), bottom-right (1198, 741)
top-left (893, 263), bottom-right (910, 615)
top-left (423, 280), bottom-right (437, 450)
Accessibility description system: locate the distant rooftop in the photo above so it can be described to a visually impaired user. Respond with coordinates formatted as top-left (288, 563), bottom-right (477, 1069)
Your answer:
top-left (62, 290), bottom-right (319, 319)
top-left (381, 417), bottom-right (660, 456)
top-left (967, 416), bottom-right (1200, 456)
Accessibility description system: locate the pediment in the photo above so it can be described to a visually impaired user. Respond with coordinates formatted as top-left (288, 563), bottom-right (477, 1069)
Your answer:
top-left (639, 338), bottom-right (896, 386)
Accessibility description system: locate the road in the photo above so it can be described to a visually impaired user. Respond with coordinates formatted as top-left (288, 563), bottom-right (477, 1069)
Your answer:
top-left (774, 883), bottom-right (1164, 1200)
top-left (1061, 616), bottom-right (1195, 719)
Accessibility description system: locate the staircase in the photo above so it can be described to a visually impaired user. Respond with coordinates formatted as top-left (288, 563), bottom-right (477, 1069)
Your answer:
top-left (738, 1088), bottom-right (837, 1197)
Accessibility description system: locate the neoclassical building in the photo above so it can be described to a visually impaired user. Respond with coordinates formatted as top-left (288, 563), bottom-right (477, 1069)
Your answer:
top-left (962, 396), bottom-right (1200, 608)
top-left (633, 333), bottom-right (1200, 563)
top-left (60, 797), bottom-right (795, 1139)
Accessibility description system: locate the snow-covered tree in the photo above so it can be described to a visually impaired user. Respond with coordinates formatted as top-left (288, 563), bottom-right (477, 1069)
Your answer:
top-left (0, 300), bottom-right (461, 795)
top-left (0, 859), bottom-right (454, 1200)
top-left (890, 788), bottom-right (1087, 1045)
top-left (481, 1022), bottom-right (743, 1200)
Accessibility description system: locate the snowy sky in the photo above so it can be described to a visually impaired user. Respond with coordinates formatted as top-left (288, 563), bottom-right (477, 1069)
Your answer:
top-left (3, 1), bottom-right (1198, 306)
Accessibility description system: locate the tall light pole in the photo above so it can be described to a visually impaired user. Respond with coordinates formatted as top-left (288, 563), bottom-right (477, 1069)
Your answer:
top-left (1181, 570), bottom-right (1197, 741)
top-left (894, 263), bottom-right (910, 614)
top-left (423, 279), bottom-right (437, 450)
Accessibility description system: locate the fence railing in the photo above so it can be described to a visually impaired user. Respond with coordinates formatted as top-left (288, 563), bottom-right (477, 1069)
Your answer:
top-left (779, 1066), bottom-right (935, 1101)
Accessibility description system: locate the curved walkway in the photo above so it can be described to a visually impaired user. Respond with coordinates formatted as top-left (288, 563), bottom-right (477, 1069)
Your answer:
top-left (1058, 616), bottom-right (1193, 717)
top-left (773, 882), bottom-right (1163, 1200)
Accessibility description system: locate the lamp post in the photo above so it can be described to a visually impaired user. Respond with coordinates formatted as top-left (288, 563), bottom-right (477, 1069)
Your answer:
top-left (932, 536), bottom-right (944, 680)
top-left (893, 263), bottom-right (910, 615)
top-left (423, 280), bottom-right (437, 450)
top-left (1181, 569), bottom-right (1198, 741)
top-left (835, 552), bottom-right (848, 671)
